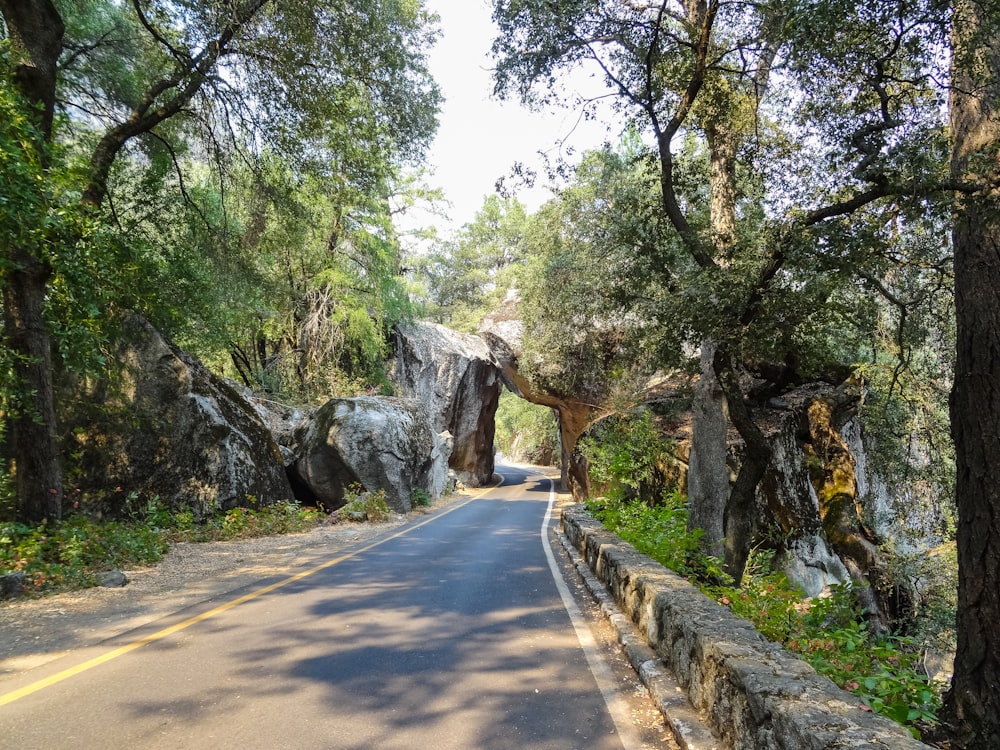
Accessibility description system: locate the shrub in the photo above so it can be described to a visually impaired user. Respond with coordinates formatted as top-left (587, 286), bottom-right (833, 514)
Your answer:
top-left (788, 585), bottom-right (944, 733)
top-left (334, 487), bottom-right (393, 523)
top-left (410, 488), bottom-right (432, 508)
top-left (586, 491), bottom-right (724, 580)
top-left (706, 549), bottom-right (801, 642)
top-left (170, 500), bottom-right (320, 542)
top-left (592, 497), bottom-right (944, 737)
top-left (0, 516), bottom-right (168, 594)
top-left (580, 410), bottom-right (675, 503)
top-left (0, 499), bottom-right (321, 596)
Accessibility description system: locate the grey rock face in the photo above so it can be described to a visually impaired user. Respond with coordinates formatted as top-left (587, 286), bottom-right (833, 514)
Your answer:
top-left (0, 572), bottom-right (26, 600)
top-left (782, 535), bottom-right (851, 597)
top-left (97, 570), bottom-right (128, 588)
top-left (390, 322), bottom-right (501, 486)
top-left (228, 383), bottom-right (309, 467)
top-left (64, 315), bottom-right (294, 516)
top-left (290, 397), bottom-right (451, 513)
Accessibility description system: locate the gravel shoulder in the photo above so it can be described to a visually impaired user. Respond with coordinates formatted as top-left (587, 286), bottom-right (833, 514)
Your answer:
top-left (0, 492), bottom-right (468, 681)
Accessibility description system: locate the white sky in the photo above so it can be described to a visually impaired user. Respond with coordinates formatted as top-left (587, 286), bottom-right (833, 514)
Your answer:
top-left (412, 0), bottom-right (618, 236)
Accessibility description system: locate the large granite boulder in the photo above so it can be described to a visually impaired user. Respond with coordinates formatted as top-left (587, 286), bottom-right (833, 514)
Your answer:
top-left (289, 396), bottom-right (451, 513)
top-left (63, 315), bottom-right (293, 517)
top-left (227, 381), bottom-right (309, 467)
top-left (390, 322), bottom-right (502, 486)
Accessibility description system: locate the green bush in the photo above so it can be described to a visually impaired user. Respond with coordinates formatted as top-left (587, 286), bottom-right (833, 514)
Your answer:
top-left (592, 497), bottom-right (944, 737)
top-left (0, 500), bottom-right (320, 596)
top-left (706, 549), bottom-right (801, 642)
top-left (787, 585), bottom-right (944, 733)
top-left (170, 500), bottom-right (320, 542)
top-left (580, 411), bottom-right (675, 502)
top-left (410, 488), bottom-right (432, 508)
top-left (335, 487), bottom-right (393, 523)
top-left (0, 516), bottom-right (168, 594)
top-left (586, 491), bottom-right (724, 580)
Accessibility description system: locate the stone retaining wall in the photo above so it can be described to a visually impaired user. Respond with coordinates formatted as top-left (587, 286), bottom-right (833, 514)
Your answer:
top-left (561, 504), bottom-right (933, 750)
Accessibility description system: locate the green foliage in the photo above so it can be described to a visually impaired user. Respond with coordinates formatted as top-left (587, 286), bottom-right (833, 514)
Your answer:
top-left (787, 586), bottom-right (944, 735)
top-left (0, 66), bottom-right (46, 257)
top-left (581, 410), bottom-right (677, 502)
top-left (410, 488), bottom-right (432, 508)
top-left (175, 158), bottom-right (418, 404)
top-left (0, 71), bottom-right (113, 385)
top-left (0, 499), bottom-right (320, 595)
top-left (587, 493), bottom-right (724, 581)
top-left (595, 505), bottom-right (946, 736)
top-left (494, 391), bottom-right (558, 465)
top-left (878, 541), bottom-right (958, 652)
top-left (1, 0), bottom-right (445, 526)
top-left (0, 516), bottom-right (167, 594)
top-left (707, 549), bottom-right (802, 642)
top-left (412, 195), bottom-right (529, 332)
top-left (588, 469), bottom-right (946, 736)
top-left (166, 501), bottom-right (321, 543)
top-left (711, 573), bottom-right (943, 733)
top-left (514, 145), bottom-right (679, 401)
top-left (334, 487), bottom-right (393, 523)
top-left (490, 0), bottom-right (956, 506)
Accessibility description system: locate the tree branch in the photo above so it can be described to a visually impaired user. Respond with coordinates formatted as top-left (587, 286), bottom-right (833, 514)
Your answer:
top-left (130, 0), bottom-right (191, 65)
top-left (81, 0), bottom-right (271, 208)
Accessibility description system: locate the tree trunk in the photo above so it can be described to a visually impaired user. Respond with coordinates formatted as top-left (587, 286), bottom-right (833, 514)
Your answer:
top-left (713, 346), bottom-right (771, 584)
top-left (0, 0), bottom-right (63, 140)
top-left (706, 122), bottom-right (738, 251)
top-left (687, 113), bottom-right (752, 575)
top-left (687, 342), bottom-right (729, 560)
top-left (941, 2), bottom-right (1000, 746)
top-left (0, 0), bottom-right (65, 522)
top-left (3, 253), bottom-right (62, 522)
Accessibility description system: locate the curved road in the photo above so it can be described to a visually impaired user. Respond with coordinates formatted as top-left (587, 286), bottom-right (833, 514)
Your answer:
top-left (0, 465), bottom-right (665, 749)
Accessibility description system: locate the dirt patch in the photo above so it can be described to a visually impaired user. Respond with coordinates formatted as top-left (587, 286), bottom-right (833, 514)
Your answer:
top-left (0, 492), bottom-right (469, 681)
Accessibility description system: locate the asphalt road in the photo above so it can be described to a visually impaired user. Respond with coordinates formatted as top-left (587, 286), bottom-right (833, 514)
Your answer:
top-left (0, 465), bottom-right (663, 749)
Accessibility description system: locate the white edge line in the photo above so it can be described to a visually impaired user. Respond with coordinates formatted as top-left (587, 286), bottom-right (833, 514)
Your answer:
top-left (541, 475), bottom-right (644, 750)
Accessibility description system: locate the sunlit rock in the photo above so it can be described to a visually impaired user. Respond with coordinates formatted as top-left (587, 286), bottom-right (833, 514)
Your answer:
top-left (289, 396), bottom-right (450, 512)
top-left (390, 321), bottom-right (501, 486)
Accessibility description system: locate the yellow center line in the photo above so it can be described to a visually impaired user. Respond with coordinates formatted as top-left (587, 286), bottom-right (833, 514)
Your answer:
top-left (0, 481), bottom-right (501, 708)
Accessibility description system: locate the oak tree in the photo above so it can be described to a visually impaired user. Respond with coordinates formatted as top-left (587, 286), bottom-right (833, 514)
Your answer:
top-left (0, 0), bottom-right (439, 521)
top-left (491, 0), bottom-right (949, 581)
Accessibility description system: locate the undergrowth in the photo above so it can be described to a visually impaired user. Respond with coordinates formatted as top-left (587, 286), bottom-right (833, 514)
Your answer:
top-left (0, 499), bottom-right (320, 597)
top-left (589, 495), bottom-right (944, 738)
top-left (330, 486), bottom-right (394, 523)
top-left (581, 409), bottom-right (945, 737)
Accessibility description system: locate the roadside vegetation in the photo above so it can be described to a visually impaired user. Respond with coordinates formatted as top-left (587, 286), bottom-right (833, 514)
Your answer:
top-left (582, 412), bottom-right (951, 740)
top-left (0, 500), bottom-right (321, 597)
top-left (0, 483), bottom-right (445, 599)
top-left (4, 2), bottom-right (998, 744)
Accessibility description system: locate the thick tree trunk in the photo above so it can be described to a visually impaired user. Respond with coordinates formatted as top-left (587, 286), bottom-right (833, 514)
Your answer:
top-left (941, 2), bottom-right (1000, 746)
top-left (687, 343), bottom-right (729, 560)
top-left (0, 0), bottom-right (63, 140)
top-left (713, 347), bottom-right (771, 584)
top-left (706, 123), bottom-right (737, 250)
top-left (687, 112), bottom-right (756, 577)
top-left (3, 253), bottom-right (62, 522)
top-left (0, 0), bottom-right (65, 522)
